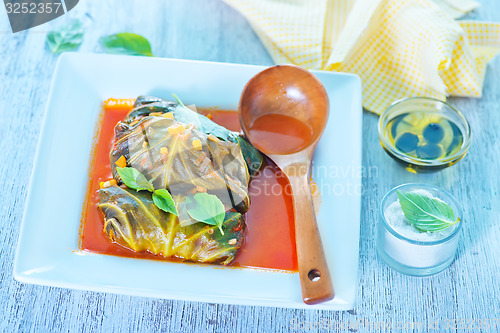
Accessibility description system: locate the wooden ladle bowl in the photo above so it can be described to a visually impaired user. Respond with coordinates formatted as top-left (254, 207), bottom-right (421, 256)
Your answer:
top-left (239, 65), bottom-right (334, 305)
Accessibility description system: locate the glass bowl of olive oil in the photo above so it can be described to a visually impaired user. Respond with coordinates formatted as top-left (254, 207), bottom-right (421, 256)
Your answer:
top-left (378, 97), bottom-right (471, 171)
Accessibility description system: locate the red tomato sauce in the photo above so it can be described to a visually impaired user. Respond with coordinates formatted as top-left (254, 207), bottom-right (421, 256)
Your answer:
top-left (80, 99), bottom-right (298, 271)
top-left (247, 113), bottom-right (314, 154)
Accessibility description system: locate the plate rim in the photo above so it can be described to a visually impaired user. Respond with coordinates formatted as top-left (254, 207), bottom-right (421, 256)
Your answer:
top-left (13, 53), bottom-right (362, 310)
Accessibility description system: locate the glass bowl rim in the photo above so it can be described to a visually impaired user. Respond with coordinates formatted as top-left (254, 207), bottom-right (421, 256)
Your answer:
top-left (377, 97), bottom-right (472, 166)
top-left (379, 183), bottom-right (464, 246)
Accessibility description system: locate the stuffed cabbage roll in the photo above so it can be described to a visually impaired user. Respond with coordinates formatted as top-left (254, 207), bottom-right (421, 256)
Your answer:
top-left (98, 96), bottom-right (262, 265)
top-left (109, 96), bottom-right (261, 213)
top-left (99, 185), bottom-right (245, 264)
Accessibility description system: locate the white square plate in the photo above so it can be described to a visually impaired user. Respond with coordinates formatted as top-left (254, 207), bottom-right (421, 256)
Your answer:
top-left (14, 53), bottom-right (362, 310)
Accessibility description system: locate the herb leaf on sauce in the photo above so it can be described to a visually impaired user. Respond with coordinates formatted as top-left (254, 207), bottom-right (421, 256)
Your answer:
top-left (100, 33), bottom-right (153, 56)
top-left (46, 19), bottom-right (84, 53)
top-left (396, 190), bottom-right (460, 232)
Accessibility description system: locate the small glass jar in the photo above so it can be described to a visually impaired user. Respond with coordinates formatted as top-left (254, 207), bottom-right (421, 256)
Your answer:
top-left (377, 184), bottom-right (463, 276)
top-left (378, 97), bottom-right (471, 172)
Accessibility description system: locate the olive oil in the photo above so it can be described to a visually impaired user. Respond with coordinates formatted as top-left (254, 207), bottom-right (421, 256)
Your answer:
top-left (384, 111), bottom-right (464, 168)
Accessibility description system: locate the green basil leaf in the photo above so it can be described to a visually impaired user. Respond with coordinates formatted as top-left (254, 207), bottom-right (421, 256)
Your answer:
top-left (99, 33), bottom-right (153, 56)
top-left (396, 190), bottom-right (460, 232)
top-left (172, 93), bottom-right (235, 141)
top-left (46, 20), bottom-right (84, 54)
top-left (116, 167), bottom-right (154, 192)
top-left (153, 189), bottom-right (178, 216)
top-left (186, 192), bottom-right (226, 235)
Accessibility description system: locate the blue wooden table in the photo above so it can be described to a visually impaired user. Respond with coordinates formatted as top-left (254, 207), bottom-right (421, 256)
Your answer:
top-left (0, 1), bottom-right (499, 332)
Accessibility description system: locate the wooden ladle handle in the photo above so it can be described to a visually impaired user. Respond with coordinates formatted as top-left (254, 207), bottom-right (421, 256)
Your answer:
top-left (288, 173), bottom-right (334, 304)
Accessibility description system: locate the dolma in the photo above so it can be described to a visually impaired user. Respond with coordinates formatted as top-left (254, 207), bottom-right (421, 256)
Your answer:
top-left (98, 96), bottom-right (262, 264)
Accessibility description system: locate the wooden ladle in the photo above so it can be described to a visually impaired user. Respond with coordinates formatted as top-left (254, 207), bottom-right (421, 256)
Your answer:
top-left (239, 65), bottom-right (334, 304)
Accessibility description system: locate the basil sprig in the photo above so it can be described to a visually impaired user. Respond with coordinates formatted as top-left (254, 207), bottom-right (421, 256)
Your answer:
top-left (116, 167), bottom-right (154, 192)
top-left (172, 93), bottom-right (234, 141)
top-left (116, 167), bottom-right (177, 215)
top-left (46, 19), bottom-right (84, 53)
top-left (100, 33), bottom-right (153, 56)
top-left (397, 190), bottom-right (460, 232)
top-left (46, 24), bottom-right (154, 57)
top-left (152, 189), bottom-right (177, 216)
top-left (186, 193), bottom-right (226, 235)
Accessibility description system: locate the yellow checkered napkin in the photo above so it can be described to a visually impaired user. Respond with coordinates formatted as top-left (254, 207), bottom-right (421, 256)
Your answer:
top-left (223, 0), bottom-right (500, 114)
